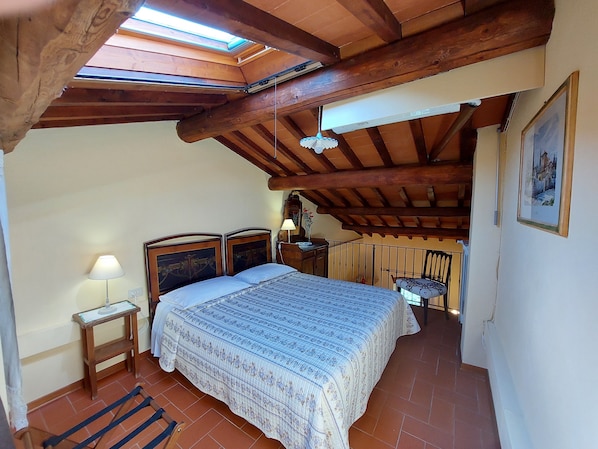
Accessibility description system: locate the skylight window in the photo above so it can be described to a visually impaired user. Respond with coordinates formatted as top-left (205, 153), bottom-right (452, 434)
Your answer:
top-left (122, 6), bottom-right (247, 51)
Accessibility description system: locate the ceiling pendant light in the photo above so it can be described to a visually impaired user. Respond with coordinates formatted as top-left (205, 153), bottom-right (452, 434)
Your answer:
top-left (300, 106), bottom-right (338, 154)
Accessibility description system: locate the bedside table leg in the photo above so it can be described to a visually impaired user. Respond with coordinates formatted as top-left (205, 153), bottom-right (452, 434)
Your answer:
top-left (80, 328), bottom-right (90, 392)
top-left (131, 313), bottom-right (139, 377)
top-left (83, 327), bottom-right (98, 399)
top-left (124, 315), bottom-right (132, 373)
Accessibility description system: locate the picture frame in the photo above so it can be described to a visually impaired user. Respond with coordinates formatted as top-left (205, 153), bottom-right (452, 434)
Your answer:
top-left (517, 71), bottom-right (578, 236)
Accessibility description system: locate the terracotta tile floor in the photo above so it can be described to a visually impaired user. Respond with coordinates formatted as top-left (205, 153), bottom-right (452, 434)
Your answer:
top-left (14, 307), bottom-right (500, 449)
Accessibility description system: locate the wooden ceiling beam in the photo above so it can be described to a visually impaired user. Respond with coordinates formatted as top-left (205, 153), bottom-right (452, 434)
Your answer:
top-left (367, 127), bottom-right (393, 167)
top-left (268, 163), bottom-right (473, 191)
top-left (409, 120), bottom-right (429, 165)
top-left (177, 0), bottom-right (554, 143)
top-left (304, 108), bottom-right (363, 169)
top-left (273, 117), bottom-right (323, 174)
top-left (458, 184), bottom-right (467, 208)
top-left (145, 0), bottom-right (340, 65)
top-left (317, 206), bottom-right (471, 217)
top-left (427, 187), bottom-right (437, 207)
top-left (40, 105), bottom-right (203, 120)
top-left (398, 187), bottom-right (413, 207)
top-left (278, 116), bottom-right (307, 142)
top-left (232, 131), bottom-right (295, 176)
top-left (463, 0), bottom-right (504, 15)
top-left (301, 190), bottom-right (356, 233)
top-left (372, 188), bottom-right (391, 207)
top-left (53, 88), bottom-right (228, 107)
top-left (460, 127), bottom-right (478, 162)
top-left (329, 131), bottom-right (363, 169)
top-left (215, 136), bottom-right (277, 176)
top-left (337, 0), bottom-right (403, 43)
top-left (301, 191), bottom-right (334, 208)
top-left (33, 116), bottom-right (177, 129)
top-left (343, 224), bottom-right (469, 239)
top-left (428, 102), bottom-right (478, 161)
top-left (0, 0), bottom-right (145, 152)
top-left (326, 189), bottom-right (353, 207)
top-left (251, 124), bottom-right (316, 175)
top-left (278, 113), bottom-right (343, 172)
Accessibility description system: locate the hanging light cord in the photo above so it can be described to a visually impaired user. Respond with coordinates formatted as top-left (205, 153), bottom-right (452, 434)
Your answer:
top-left (318, 105), bottom-right (322, 133)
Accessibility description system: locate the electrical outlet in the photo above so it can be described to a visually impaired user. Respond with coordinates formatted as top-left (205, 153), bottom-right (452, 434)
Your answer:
top-left (128, 287), bottom-right (143, 299)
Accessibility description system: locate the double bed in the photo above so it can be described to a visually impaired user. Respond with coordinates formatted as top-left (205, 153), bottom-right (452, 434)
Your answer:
top-left (145, 229), bottom-right (420, 449)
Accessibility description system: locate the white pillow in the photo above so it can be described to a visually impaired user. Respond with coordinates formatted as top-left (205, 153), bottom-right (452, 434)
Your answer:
top-left (234, 263), bottom-right (296, 284)
top-left (159, 276), bottom-right (251, 308)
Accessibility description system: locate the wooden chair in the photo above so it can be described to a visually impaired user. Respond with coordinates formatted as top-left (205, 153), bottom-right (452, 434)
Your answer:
top-left (14, 384), bottom-right (185, 449)
top-left (392, 250), bottom-right (452, 325)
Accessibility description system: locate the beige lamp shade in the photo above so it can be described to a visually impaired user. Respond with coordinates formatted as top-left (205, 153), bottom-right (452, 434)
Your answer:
top-left (280, 218), bottom-right (296, 243)
top-left (280, 219), bottom-right (296, 231)
top-left (89, 255), bottom-right (124, 280)
top-left (89, 255), bottom-right (124, 314)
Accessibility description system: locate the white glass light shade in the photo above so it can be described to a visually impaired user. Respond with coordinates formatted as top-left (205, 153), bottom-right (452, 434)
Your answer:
top-left (89, 255), bottom-right (124, 280)
top-left (299, 132), bottom-right (338, 154)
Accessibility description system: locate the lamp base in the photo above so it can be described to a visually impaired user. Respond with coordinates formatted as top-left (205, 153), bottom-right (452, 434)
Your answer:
top-left (98, 304), bottom-right (117, 315)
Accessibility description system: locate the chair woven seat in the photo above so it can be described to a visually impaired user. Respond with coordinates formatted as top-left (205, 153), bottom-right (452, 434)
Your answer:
top-left (392, 250), bottom-right (452, 325)
top-left (395, 277), bottom-right (447, 298)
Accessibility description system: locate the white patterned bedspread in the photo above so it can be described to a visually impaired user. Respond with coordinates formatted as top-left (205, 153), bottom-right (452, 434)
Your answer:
top-left (159, 271), bottom-right (420, 449)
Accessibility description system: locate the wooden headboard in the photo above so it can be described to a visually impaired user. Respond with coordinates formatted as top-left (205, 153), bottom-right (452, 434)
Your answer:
top-left (144, 233), bottom-right (223, 321)
top-left (224, 228), bottom-right (272, 276)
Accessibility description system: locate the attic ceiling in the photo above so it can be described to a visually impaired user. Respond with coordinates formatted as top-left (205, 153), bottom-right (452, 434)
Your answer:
top-left (0, 0), bottom-right (555, 241)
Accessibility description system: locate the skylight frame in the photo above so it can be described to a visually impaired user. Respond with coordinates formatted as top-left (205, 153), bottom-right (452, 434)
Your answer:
top-left (121, 6), bottom-right (250, 53)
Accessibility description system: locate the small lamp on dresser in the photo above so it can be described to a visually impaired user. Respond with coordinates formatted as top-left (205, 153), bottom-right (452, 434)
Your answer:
top-left (280, 218), bottom-right (296, 243)
top-left (88, 254), bottom-right (124, 314)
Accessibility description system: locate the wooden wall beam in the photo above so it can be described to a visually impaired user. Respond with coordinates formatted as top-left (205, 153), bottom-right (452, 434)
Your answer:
top-left (0, 0), bottom-right (144, 152)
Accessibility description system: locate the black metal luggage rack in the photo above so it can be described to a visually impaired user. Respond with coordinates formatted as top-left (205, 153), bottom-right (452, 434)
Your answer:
top-left (15, 384), bottom-right (185, 449)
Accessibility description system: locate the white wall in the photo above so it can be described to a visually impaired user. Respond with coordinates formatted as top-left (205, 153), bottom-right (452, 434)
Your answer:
top-left (492, 0), bottom-right (598, 447)
top-left (460, 126), bottom-right (502, 367)
top-left (4, 121), bottom-right (285, 402)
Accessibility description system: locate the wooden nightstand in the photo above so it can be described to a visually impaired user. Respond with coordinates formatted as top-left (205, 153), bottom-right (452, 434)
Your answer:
top-left (73, 300), bottom-right (140, 399)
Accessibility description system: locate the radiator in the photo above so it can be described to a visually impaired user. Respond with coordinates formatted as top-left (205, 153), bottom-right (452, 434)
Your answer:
top-left (483, 320), bottom-right (533, 449)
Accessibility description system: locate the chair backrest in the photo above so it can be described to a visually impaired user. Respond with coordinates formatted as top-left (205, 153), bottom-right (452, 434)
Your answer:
top-left (421, 250), bottom-right (452, 285)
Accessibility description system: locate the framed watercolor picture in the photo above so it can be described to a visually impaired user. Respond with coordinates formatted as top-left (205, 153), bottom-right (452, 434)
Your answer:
top-left (517, 71), bottom-right (578, 236)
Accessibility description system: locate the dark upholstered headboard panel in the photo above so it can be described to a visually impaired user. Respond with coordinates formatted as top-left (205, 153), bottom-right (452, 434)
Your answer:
top-left (144, 233), bottom-right (223, 321)
top-left (224, 228), bottom-right (272, 276)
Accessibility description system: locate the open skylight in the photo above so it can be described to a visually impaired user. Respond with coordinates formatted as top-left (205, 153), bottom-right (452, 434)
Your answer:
top-left (121, 6), bottom-right (247, 51)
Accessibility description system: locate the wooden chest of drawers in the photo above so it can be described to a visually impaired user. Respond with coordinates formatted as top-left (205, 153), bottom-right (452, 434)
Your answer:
top-left (276, 239), bottom-right (328, 277)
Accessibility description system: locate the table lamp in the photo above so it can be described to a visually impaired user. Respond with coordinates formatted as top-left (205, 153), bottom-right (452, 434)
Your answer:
top-left (280, 218), bottom-right (296, 243)
top-left (89, 255), bottom-right (124, 314)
